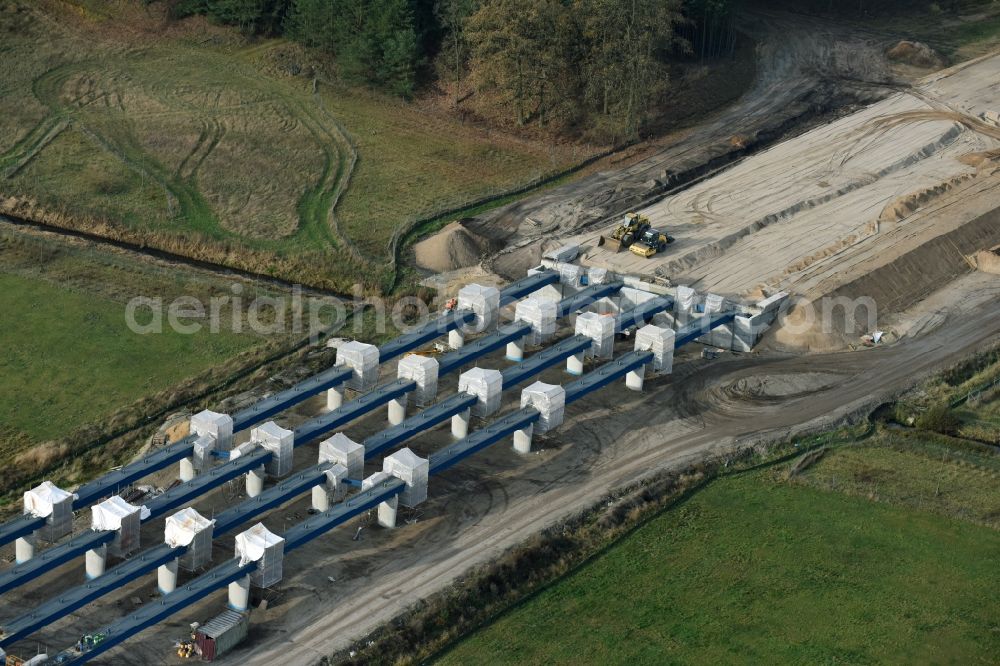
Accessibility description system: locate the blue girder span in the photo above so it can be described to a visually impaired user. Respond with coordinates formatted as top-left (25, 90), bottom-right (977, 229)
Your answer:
top-left (674, 312), bottom-right (736, 348)
top-left (60, 558), bottom-right (256, 665)
top-left (1, 464), bottom-right (337, 648)
top-left (437, 321), bottom-right (532, 375)
top-left (0, 542), bottom-right (180, 647)
top-left (615, 294), bottom-right (675, 333)
top-left (500, 335), bottom-right (591, 388)
top-left (232, 366), bottom-right (353, 431)
top-left (282, 478), bottom-right (405, 552)
top-left (363, 392), bottom-right (477, 458)
top-left (293, 378), bottom-right (414, 446)
top-left (563, 351), bottom-right (654, 405)
top-left (0, 272), bottom-right (558, 551)
top-left (497, 270), bottom-right (559, 305)
top-left (557, 282), bottom-right (623, 318)
top-left (429, 408), bottom-right (540, 474)
top-left (0, 529), bottom-right (115, 596)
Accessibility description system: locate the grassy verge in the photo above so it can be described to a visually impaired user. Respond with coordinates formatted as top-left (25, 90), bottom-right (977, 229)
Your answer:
top-left (335, 350), bottom-right (1000, 666)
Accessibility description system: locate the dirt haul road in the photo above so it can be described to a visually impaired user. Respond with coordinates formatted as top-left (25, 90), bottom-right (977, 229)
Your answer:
top-left (237, 274), bottom-right (1000, 666)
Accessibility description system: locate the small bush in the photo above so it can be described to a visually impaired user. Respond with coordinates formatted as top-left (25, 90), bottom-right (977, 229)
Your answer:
top-left (916, 403), bottom-right (960, 435)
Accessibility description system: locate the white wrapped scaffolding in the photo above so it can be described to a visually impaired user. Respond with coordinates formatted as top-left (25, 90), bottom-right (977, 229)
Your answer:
top-left (192, 434), bottom-right (215, 472)
top-left (92, 496), bottom-right (141, 557)
top-left (362, 470), bottom-right (394, 491)
top-left (397, 354), bottom-right (439, 406)
top-left (235, 523), bottom-right (284, 588)
top-left (319, 433), bottom-right (365, 480)
top-left (458, 367), bottom-right (504, 417)
top-left (635, 325), bottom-right (676, 373)
top-left (675, 286), bottom-right (696, 312)
top-left (519, 382), bottom-right (566, 433)
top-left (165, 507), bottom-right (215, 570)
top-left (383, 448), bottom-right (429, 507)
top-left (251, 421), bottom-right (294, 477)
top-left (557, 262), bottom-right (583, 287)
top-left (704, 293), bottom-right (726, 314)
top-left (24, 481), bottom-right (74, 542)
top-left (575, 311), bottom-right (615, 359)
top-left (587, 267), bottom-right (611, 285)
top-left (457, 284), bottom-right (501, 331)
top-left (337, 340), bottom-right (380, 392)
top-left (515, 298), bottom-right (558, 345)
top-left (191, 410), bottom-right (234, 452)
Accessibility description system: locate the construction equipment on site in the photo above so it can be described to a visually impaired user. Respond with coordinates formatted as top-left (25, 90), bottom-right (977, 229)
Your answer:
top-left (629, 228), bottom-right (674, 258)
top-left (412, 342), bottom-right (448, 357)
top-left (444, 297), bottom-right (458, 311)
top-left (598, 212), bottom-right (650, 252)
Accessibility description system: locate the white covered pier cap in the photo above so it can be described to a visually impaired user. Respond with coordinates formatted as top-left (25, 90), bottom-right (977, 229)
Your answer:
top-left (635, 324), bottom-right (675, 374)
top-left (319, 433), bottom-right (365, 480)
top-left (24, 480), bottom-right (74, 543)
top-left (337, 340), bottom-right (380, 392)
top-left (569, 311), bottom-right (615, 374)
top-left (516, 381), bottom-right (566, 454)
top-left (457, 283), bottom-right (501, 333)
top-left (515, 297), bottom-right (558, 346)
top-left (251, 421), bottom-right (294, 478)
top-left (397, 354), bottom-right (439, 406)
top-left (459, 367), bottom-right (503, 417)
top-left (383, 447), bottom-right (429, 507)
top-left (312, 463), bottom-right (348, 511)
top-left (160, 507), bottom-right (215, 594)
top-left (92, 495), bottom-right (142, 558)
top-left (191, 410), bottom-right (234, 451)
top-left (235, 523), bottom-right (284, 588)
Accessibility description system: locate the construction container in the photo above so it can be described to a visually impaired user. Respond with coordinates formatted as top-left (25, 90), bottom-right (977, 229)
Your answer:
top-left (337, 341), bottom-right (379, 391)
top-left (92, 496), bottom-right (141, 557)
top-left (24, 481), bottom-right (74, 543)
top-left (235, 523), bottom-right (284, 588)
top-left (195, 609), bottom-right (249, 662)
top-left (458, 367), bottom-right (503, 417)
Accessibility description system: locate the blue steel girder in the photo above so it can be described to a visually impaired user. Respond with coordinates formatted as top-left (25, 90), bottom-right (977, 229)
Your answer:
top-left (292, 378), bottom-right (415, 446)
top-left (63, 557), bottom-right (255, 665)
top-left (498, 270), bottom-right (559, 305)
top-left (0, 515), bottom-right (44, 548)
top-left (73, 437), bottom-right (197, 509)
top-left (500, 335), bottom-right (591, 388)
top-left (557, 281), bottom-right (623, 318)
top-left (614, 294), bottom-right (675, 333)
top-left (428, 408), bottom-right (540, 475)
top-left (674, 312), bottom-right (737, 348)
top-left (437, 321), bottom-right (532, 375)
top-left (363, 392), bottom-right (477, 459)
top-left (213, 463), bottom-right (333, 536)
top-left (144, 448), bottom-right (273, 520)
top-left (232, 366), bottom-right (353, 431)
top-left (0, 542), bottom-right (181, 648)
top-left (283, 478), bottom-right (405, 552)
top-left (563, 351), bottom-right (654, 405)
top-left (378, 309), bottom-right (477, 363)
top-left (0, 529), bottom-right (115, 596)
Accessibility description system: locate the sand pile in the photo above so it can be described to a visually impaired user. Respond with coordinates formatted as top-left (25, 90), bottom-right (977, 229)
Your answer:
top-left (886, 40), bottom-right (944, 69)
top-left (414, 221), bottom-right (502, 272)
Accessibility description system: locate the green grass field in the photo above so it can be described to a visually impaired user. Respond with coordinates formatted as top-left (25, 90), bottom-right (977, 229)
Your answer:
top-left (0, 271), bottom-right (261, 443)
top-left (0, 1), bottom-right (584, 292)
top-left (439, 447), bottom-right (1000, 665)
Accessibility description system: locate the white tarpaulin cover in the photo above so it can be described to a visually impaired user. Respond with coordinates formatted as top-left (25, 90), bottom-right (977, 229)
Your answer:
top-left (515, 298), bottom-right (558, 345)
top-left (458, 284), bottom-right (501, 331)
top-left (165, 507), bottom-right (215, 548)
top-left (397, 354), bottom-right (440, 405)
top-left (635, 324), bottom-right (676, 373)
top-left (575, 311), bottom-right (615, 359)
top-left (459, 367), bottom-right (504, 416)
top-left (319, 433), bottom-right (365, 479)
top-left (235, 523), bottom-right (284, 567)
top-left (91, 495), bottom-right (140, 531)
top-left (383, 448), bottom-right (429, 507)
top-left (252, 421), bottom-right (294, 477)
top-left (23, 481), bottom-right (74, 518)
top-left (191, 410), bottom-right (234, 451)
top-left (337, 340), bottom-right (379, 391)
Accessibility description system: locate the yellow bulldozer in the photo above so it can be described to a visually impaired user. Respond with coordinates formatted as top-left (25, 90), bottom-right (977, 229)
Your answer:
top-left (598, 212), bottom-right (650, 252)
top-left (628, 227), bottom-right (675, 258)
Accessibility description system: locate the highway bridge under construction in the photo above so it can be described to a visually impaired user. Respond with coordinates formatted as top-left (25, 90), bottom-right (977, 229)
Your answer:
top-left (0, 261), bottom-right (786, 664)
